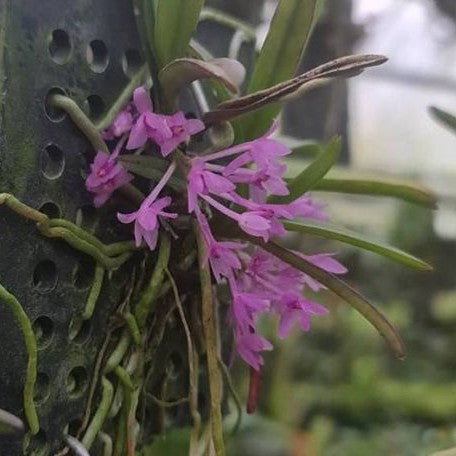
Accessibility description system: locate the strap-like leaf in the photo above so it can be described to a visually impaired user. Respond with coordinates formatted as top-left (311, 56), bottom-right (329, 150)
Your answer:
top-left (284, 220), bottom-right (432, 271)
top-left (159, 57), bottom-right (245, 105)
top-left (204, 54), bottom-right (387, 125)
top-left (154, 0), bottom-right (204, 68)
top-left (119, 155), bottom-right (185, 191)
top-left (240, 0), bottom-right (319, 139)
top-left (254, 240), bottom-right (406, 359)
top-left (270, 137), bottom-right (341, 204)
top-left (213, 220), bottom-right (405, 359)
top-left (429, 106), bottom-right (456, 135)
top-left (314, 177), bottom-right (437, 209)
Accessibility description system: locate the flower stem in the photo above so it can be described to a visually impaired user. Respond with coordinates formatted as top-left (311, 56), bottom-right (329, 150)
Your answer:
top-left (200, 143), bottom-right (249, 163)
top-left (95, 65), bottom-right (147, 132)
top-left (147, 161), bottom-right (177, 202)
top-left (195, 223), bottom-right (225, 456)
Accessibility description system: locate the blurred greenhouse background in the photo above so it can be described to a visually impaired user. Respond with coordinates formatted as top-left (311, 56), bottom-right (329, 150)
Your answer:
top-left (145, 1), bottom-right (456, 455)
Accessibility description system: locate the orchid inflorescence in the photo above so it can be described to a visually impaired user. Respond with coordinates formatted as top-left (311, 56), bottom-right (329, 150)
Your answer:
top-left (86, 86), bottom-right (347, 372)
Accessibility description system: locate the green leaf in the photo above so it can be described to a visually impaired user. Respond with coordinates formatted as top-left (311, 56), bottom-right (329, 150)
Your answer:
top-left (119, 155), bottom-right (185, 191)
top-left (270, 137), bottom-right (341, 204)
top-left (240, 0), bottom-right (318, 139)
top-left (314, 177), bottom-right (437, 209)
top-left (136, 0), bottom-right (159, 80)
top-left (213, 220), bottom-right (405, 359)
top-left (204, 54), bottom-right (387, 125)
top-left (283, 220), bottom-right (432, 271)
top-left (199, 7), bottom-right (257, 40)
top-left (429, 106), bottom-right (456, 135)
top-left (255, 240), bottom-right (406, 359)
top-left (154, 0), bottom-right (205, 68)
top-left (159, 57), bottom-right (245, 106)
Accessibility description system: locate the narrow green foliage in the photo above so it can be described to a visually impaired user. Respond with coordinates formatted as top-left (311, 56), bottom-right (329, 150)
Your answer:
top-left (0, 284), bottom-right (38, 435)
top-left (159, 58), bottom-right (244, 108)
top-left (290, 142), bottom-right (321, 157)
top-left (314, 177), bottom-right (438, 208)
top-left (199, 7), bottom-right (256, 40)
top-left (241, 0), bottom-right (318, 139)
top-left (204, 55), bottom-right (387, 125)
top-left (154, 0), bottom-right (205, 68)
top-left (284, 220), bottom-right (432, 271)
top-left (119, 155), bottom-right (185, 191)
top-left (271, 137), bottom-right (341, 204)
top-left (256, 240), bottom-right (406, 359)
top-left (429, 106), bottom-right (456, 135)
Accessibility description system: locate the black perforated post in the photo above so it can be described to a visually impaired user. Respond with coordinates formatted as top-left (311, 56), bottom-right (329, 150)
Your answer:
top-left (0, 2), bottom-right (256, 454)
top-left (0, 1), bottom-right (145, 453)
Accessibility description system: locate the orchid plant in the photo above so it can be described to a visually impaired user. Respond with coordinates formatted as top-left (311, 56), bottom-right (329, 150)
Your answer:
top-left (0, 1), bottom-right (437, 455)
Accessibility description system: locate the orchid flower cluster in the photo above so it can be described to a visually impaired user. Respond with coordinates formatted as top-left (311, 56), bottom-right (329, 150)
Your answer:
top-left (86, 86), bottom-right (347, 371)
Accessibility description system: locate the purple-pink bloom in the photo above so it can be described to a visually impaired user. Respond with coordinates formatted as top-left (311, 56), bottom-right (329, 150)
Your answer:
top-left (126, 87), bottom-right (172, 151)
top-left (275, 292), bottom-right (328, 339)
top-left (286, 195), bottom-right (328, 221)
top-left (206, 240), bottom-right (244, 282)
top-left (187, 159), bottom-right (235, 213)
top-left (300, 252), bottom-right (348, 291)
top-left (230, 289), bottom-right (270, 333)
top-left (221, 122), bottom-right (290, 175)
top-left (159, 112), bottom-right (205, 157)
top-left (85, 141), bottom-right (133, 207)
top-left (196, 205), bottom-right (245, 282)
top-left (235, 331), bottom-right (273, 371)
top-left (126, 87), bottom-right (205, 156)
top-left (117, 162), bottom-right (177, 250)
top-left (102, 105), bottom-right (134, 140)
top-left (237, 212), bottom-right (273, 241)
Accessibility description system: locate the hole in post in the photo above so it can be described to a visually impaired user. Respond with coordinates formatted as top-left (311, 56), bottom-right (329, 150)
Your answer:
top-left (75, 205), bottom-right (97, 229)
top-left (64, 418), bottom-right (82, 436)
top-left (45, 87), bottom-right (67, 122)
top-left (166, 352), bottom-right (184, 379)
top-left (122, 49), bottom-right (144, 78)
top-left (38, 202), bottom-right (61, 218)
top-left (66, 367), bottom-right (88, 398)
top-left (73, 258), bottom-right (95, 290)
top-left (33, 261), bottom-right (58, 293)
top-left (68, 318), bottom-right (91, 344)
top-left (40, 144), bottom-right (65, 180)
top-left (34, 373), bottom-right (51, 405)
top-left (24, 429), bottom-right (49, 455)
top-left (33, 316), bottom-right (54, 349)
top-left (86, 40), bottom-right (110, 73)
top-left (48, 29), bottom-right (72, 65)
top-left (84, 95), bottom-right (105, 120)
